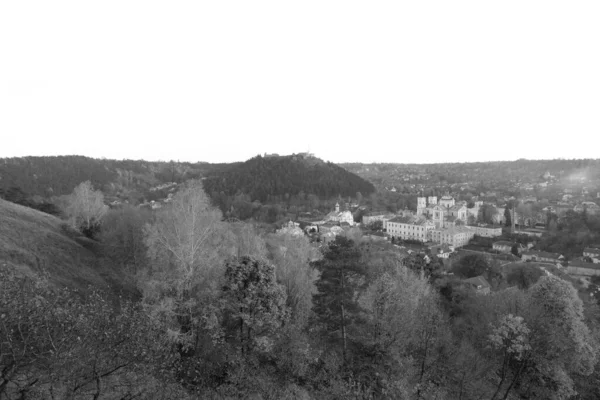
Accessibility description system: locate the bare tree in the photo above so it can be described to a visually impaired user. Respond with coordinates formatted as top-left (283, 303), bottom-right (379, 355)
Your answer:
top-left (65, 181), bottom-right (108, 233)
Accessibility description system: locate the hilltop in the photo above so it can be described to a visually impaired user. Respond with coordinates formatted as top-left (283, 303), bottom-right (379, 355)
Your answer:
top-left (202, 153), bottom-right (375, 203)
top-left (0, 198), bottom-right (136, 294)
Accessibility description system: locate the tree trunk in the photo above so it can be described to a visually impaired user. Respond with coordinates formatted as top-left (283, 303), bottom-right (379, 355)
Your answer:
top-left (340, 268), bottom-right (347, 363)
top-left (490, 351), bottom-right (508, 400)
top-left (501, 360), bottom-right (527, 400)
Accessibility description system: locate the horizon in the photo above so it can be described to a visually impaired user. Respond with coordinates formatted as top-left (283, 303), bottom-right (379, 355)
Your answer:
top-left (2, 1), bottom-right (599, 164)
top-left (2, 152), bottom-right (600, 166)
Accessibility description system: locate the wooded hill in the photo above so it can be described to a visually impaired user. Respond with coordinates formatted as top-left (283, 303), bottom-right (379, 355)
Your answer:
top-left (202, 154), bottom-right (375, 203)
top-left (0, 155), bottom-right (227, 198)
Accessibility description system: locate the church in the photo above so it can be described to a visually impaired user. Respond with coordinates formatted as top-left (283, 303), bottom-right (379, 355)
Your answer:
top-left (417, 195), bottom-right (467, 229)
top-left (325, 203), bottom-right (355, 226)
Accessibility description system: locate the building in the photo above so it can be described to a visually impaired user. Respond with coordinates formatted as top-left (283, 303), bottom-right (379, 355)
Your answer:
top-left (583, 247), bottom-right (600, 263)
top-left (438, 195), bottom-right (456, 208)
top-left (362, 212), bottom-right (398, 230)
top-left (276, 220), bottom-right (304, 237)
top-left (464, 276), bottom-right (491, 295)
top-left (567, 260), bottom-right (600, 277)
top-left (428, 226), bottom-right (475, 248)
top-left (467, 224), bottom-right (503, 238)
top-left (325, 203), bottom-right (354, 226)
top-left (521, 250), bottom-right (564, 264)
top-left (417, 195), bottom-right (467, 229)
top-left (386, 215), bottom-right (435, 243)
top-left (493, 241), bottom-right (516, 254)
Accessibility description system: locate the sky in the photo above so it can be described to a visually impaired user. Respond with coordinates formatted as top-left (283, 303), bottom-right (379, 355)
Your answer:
top-left (1, 1), bottom-right (599, 165)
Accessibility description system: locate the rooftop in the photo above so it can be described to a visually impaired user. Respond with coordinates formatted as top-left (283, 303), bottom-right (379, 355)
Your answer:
top-left (464, 276), bottom-right (491, 289)
top-left (493, 241), bottom-right (515, 247)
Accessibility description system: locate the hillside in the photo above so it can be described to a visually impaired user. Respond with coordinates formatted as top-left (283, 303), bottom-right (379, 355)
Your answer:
top-left (202, 154), bottom-right (376, 202)
top-left (0, 198), bottom-right (136, 294)
top-left (0, 155), bottom-right (228, 200)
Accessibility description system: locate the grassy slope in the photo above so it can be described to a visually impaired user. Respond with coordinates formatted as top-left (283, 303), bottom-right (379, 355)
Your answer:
top-left (0, 199), bottom-right (136, 295)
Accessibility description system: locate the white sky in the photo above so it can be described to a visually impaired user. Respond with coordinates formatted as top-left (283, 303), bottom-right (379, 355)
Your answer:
top-left (1, 1), bottom-right (599, 164)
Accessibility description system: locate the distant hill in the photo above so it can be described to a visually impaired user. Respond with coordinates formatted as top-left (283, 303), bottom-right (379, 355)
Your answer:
top-left (0, 155), bottom-right (228, 202)
top-left (0, 198), bottom-right (136, 294)
top-left (341, 159), bottom-right (600, 189)
top-left (203, 154), bottom-right (375, 202)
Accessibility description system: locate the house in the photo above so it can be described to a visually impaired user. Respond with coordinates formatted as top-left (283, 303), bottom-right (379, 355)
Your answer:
top-left (493, 241), bottom-right (516, 254)
top-left (464, 276), bottom-right (491, 295)
top-left (567, 260), bottom-right (600, 277)
top-left (521, 250), bottom-right (564, 264)
top-left (583, 247), bottom-right (600, 263)
top-left (467, 224), bottom-right (503, 238)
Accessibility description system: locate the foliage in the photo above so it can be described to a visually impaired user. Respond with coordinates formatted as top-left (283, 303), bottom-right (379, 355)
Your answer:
top-left (221, 256), bottom-right (289, 355)
top-left (203, 154), bottom-right (375, 204)
top-left (311, 236), bottom-right (367, 362)
top-left (139, 180), bottom-right (231, 352)
top-left (452, 253), bottom-right (490, 278)
top-left (265, 233), bottom-right (319, 327)
top-left (100, 205), bottom-right (152, 274)
top-left (0, 269), bottom-right (176, 399)
top-left (64, 180), bottom-right (108, 237)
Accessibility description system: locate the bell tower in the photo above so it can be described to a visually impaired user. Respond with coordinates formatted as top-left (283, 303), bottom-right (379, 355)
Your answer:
top-left (417, 197), bottom-right (427, 215)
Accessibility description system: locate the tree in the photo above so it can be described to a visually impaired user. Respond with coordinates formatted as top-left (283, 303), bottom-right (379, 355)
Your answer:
top-left (506, 266), bottom-right (544, 290)
top-left (312, 236), bottom-right (366, 362)
top-left (0, 269), bottom-right (174, 399)
top-left (140, 180), bottom-right (231, 352)
top-left (221, 256), bottom-right (289, 355)
top-left (519, 276), bottom-right (600, 398)
top-left (266, 233), bottom-right (319, 327)
top-left (478, 204), bottom-right (497, 225)
top-left (100, 205), bottom-right (151, 274)
top-left (488, 314), bottom-right (531, 400)
top-left (366, 220), bottom-right (383, 232)
top-left (65, 181), bottom-right (107, 237)
top-left (504, 206), bottom-right (512, 227)
top-left (452, 254), bottom-right (489, 278)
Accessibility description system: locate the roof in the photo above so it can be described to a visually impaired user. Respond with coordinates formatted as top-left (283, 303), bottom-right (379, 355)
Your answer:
top-left (568, 260), bottom-right (600, 270)
top-left (449, 205), bottom-right (466, 212)
top-left (584, 247), bottom-right (600, 255)
top-left (389, 215), bottom-right (413, 224)
top-left (464, 276), bottom-right (491, 289)
top-left (493, 241), bottom-right (515, 247)
top-left (522, 250), bottom-right (563, 260)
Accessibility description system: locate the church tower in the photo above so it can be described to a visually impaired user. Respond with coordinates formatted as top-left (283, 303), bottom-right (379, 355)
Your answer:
top-left (417, 197), bottom-right (427, 215)
top-left (335, 202), bottom-right (340, 213)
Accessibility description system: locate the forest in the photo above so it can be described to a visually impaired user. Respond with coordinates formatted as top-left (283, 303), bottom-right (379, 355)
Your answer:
top-left (0, 155), bottom-right (374, 225)
top-left (1, 180), bottom-right (599, 399)
top-left (203, 154), bottom-right (375, 204)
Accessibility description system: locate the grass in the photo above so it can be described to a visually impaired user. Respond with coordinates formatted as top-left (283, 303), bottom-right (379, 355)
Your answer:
top-left (0, 199), bottom-right (137, 295)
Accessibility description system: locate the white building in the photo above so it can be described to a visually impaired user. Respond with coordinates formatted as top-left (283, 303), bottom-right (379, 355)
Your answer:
top-left (466, 224), bottom-right (503, 238)
top-left (325, 203), bottom-right (354, 226)
top-left (429, 226), bottom-right (475, 248)
top-left (386, 215), bottom-right (435, 242)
